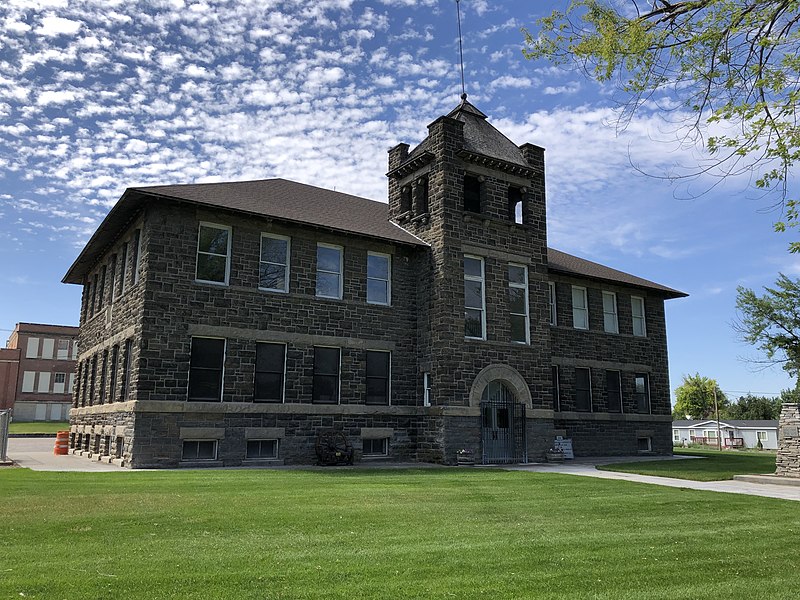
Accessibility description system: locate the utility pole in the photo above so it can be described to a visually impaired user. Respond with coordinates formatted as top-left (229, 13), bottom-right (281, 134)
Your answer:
top-left (713, 386), bottom-right (721, 451)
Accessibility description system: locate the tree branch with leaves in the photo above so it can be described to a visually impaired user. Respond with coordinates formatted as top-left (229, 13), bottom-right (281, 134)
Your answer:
top-left (524, 0), bottom-right (800, 249)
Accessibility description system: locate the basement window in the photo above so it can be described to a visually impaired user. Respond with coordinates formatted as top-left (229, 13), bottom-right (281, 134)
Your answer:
top-left (246, 439), bottom-right (278, 460)
top-left (363, 438), bottom-right (389, 457)
top-left (182, 440), bottom-right (218, 461)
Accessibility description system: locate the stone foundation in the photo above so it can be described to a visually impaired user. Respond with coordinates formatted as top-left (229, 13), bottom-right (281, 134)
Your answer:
top-left (776, 403), bottom-right (800, 478)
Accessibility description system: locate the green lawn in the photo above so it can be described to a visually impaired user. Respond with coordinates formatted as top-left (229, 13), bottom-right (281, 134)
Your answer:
top-left (597, 447), bottom-right (778, 481)
top-left (1, 468), bottom-right (798, 599)
top-left (8, 421), bottom-right (69, 434)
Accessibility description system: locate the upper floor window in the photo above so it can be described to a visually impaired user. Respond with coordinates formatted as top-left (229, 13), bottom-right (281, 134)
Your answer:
top-left (572, 286), bottom-right (589, 330)
top-left (260, 234), bottom-right (290, 293)
top-left (463, 174), bottom-right (481, 213)
top-left (508, 186), bottom-right (523, 224)
top-left (602, 291), bottom-right (619, 334)
top-left (508, 263), bottom-right (529, 344)
top-left (575, 367), bottom-right (592, 412)
top-left (366, 350), bottom-right (390, 405)
top-left (41, 338), bottom-right (54, 360)
top-left (400, 185), bottom-right (412, 213)
top-left (464, 255), bottom-right (486, 340)
top-left (196, 223), bottom-right (231, 285)
top-left (316, 243), bottom-right (343, 299)
top-left (98, 265), bottom-right (107, 310)
top-left (634, 373), bottom-right (650, 414)
top-left (109, 254), bottom-right (117, 303)
top-left (119, 241), bottom-right (129, 295)
top-left (132, 229), bottom-right (142, 285)
top-left (312, 346), bottom-right (340, 404)
top-left (631, 296), bottom-right (647, 337)
top-left (25, 337), bottom-right (38, 359)
top-left (57, 339), bottom-right (69, 360)
top-left (367, 252), bottom-right (391, 305)
top-left (188, 337), bottom-right (225, 401)
top-left (415, 176), bottom-right (429, 214)
top-left (548, 282), bottom-right (557, 326)
top-left (254, 342), bottom-right (286, 402)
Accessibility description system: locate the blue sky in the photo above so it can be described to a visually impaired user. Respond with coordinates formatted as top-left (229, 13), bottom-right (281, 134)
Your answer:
top-left (0, 0), bottom-right (796, 402)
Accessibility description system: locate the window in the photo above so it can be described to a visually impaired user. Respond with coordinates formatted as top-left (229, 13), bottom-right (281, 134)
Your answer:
top-left (133, 229), bottom-right (142, 284)
top-left (363, 438), bottom-right (389, 457)
top-left (98, 265), bottom-right (107, 309)
top-left (463, 174), bottom-right (481, 213)
top-left (22, 371), bottom-right (35, 392)
top-left (704, 429), bottom-right (718, 439)
top-left (552, 365), bottom-right (561, 412)
top-left (38, 371), bottom-right (51, 393)
top-left (689, 428), bottom-right (696, 438)
top-left (637, 437), bottom-right (652, 452)
top-left (575, 367), bottom-right (592, 412)
top-left (41, 338), bottom-right (54, 360)
top-left (316, 243), bottom-right (343, 299)
top-left (254, 342), bottom-right (285, 402)
top-left (508, 264), bottom-right (529, 344)
top-left (90, 274), bottom-right (98, 316)
top-left (109, 254), bottom-right (117, 302)
top-left (259, 234), bottom-right (290, 292)
top-left (572, 286), bottom-right (589, 330)
top-left (71, 342), bottom-right (78, 360)
top-left (548, 282), bottom-right (557, 326)
top-left (26, 337), bottom-right (39, 359)
top-left (508, 186), bottom-right (523, 223)
top-left (366, 350), bottom-right (390, 405)
top-left (196, 223), bottom-right (231, 284)
top-left (634, 374), bottom-right (650, 414)
top-left (121, 339), bottom-right (133, 401)
top-left (247, 439), bottom-right (278, 459)
top-left (673, 429), bottom-right (681, 442)
top-left (423, 372), bottom-right (431, 407)
top-left (68, 373), bottom-right (75, 394)
top-left (400, 185), bottom-right (412, 213)
top-left (182, 440), bottom-right (217, 461)
top-left (367, 252), bottom-right (391, 305)
top-left (602, 291), bottom-right (618, 334)
top-left (98, 350), bottom-right (108, 405)
top-left (415, 176), bottom-right (429, 214)
top-left (757, 430), bottom-right (768, 442)
top-left (53, 372), bottom-right (66, 394)
top-left (313, 347), bottom-right (340, 404)
top-left (464, 255), bottom-right (486, 339)
top-left (119, 241), bottom-right (128, 295)
top-left (109, 345), bottom-right (119, 403)
top-left (89, 355), bottom-right (97, 405)
top-left (188, 337), bottom-right (225, 401)
top-left (606, 370), bottom-right (622, 413)
top-left (57, 339), bottom-right (69, 360)
top-left (632, 296), bottom-right (647, 337)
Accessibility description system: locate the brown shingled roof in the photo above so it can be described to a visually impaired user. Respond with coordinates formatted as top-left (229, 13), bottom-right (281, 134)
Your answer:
top-left (547, 248), bottom-right (687, 298)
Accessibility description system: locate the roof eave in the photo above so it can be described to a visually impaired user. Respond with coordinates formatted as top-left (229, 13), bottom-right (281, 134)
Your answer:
top-left (547, 264), bottom-right (688, 299)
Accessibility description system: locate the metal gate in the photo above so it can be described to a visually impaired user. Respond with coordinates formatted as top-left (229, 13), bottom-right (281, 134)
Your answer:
top-left (480, 382), bottom-right (527, 464)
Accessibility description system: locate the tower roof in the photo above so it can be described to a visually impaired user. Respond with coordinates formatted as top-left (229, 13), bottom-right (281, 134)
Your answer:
top-left (404, 97), bottom-right (531, 170)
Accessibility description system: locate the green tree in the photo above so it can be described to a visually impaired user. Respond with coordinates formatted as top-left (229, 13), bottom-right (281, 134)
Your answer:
top-left (725, 394), bottom-right (782, 420)
top-left (673, 373), bottom-right (727, 419)
top-left (735, 274), bottom-right (800, 377)
top-left (523, 1), bottom-right (800, 248)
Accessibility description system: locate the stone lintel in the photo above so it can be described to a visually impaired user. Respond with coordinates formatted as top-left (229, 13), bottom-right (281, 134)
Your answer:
top-left (555, 411), bottom-right (672, 423)
top-left (245, 427), bottom-right (285, 439)
top-left (187, 324), bottom-right (396, 351)
top-left (361, 427), bottom-right (394, 439)
top-left (180, 427), bottom-right (225, 440)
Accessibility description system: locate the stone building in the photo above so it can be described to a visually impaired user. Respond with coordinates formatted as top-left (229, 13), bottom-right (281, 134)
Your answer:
top-left (1, 323), bottom-right (78, 420)
top-left (63, 99), bottom-right (685, 467)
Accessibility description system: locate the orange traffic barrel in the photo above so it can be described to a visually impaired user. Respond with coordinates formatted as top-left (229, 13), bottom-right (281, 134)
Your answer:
top-left (54, 431), bottom-right (70, 455)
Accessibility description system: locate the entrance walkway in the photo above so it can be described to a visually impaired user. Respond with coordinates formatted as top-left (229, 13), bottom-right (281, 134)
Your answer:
top-left (5, 437), bottom-right (125, 472)
top-left (506, 456), bottom-right (800, 502)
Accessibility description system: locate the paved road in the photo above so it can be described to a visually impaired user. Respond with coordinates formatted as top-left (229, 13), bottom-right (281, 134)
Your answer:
top-left (5, 439), bottom-right (799, 500)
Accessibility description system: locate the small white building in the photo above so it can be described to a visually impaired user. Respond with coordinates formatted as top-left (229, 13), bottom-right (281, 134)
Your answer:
top-left (672, 419), bottom-right (778, 450)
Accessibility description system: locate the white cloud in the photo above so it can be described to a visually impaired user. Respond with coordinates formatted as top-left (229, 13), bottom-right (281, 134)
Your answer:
top-left (36, 90), bottom-right (77, 105)
top-left (36, 15), bottom-right (82, 37)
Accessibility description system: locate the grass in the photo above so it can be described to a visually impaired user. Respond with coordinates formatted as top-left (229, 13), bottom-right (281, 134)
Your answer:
top-left (1, 468), bottom-right (798, 599)
top-left (8, 421), bottom-right (69, 434)
top-left (597, 447), bottom-right (778, 481)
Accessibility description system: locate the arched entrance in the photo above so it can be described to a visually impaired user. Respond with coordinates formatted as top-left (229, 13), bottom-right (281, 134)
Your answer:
top-left (480, 380), bottom-right (528, 464)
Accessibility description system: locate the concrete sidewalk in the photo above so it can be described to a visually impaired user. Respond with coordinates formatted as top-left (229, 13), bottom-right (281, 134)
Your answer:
top-left (506, 456), bottom-right (800, 502)
top-left (4, 437), bottom-right (126, 472)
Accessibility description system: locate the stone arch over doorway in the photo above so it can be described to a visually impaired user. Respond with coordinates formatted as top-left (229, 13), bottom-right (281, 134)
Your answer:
top-left (468, 364), bottom-right (531, 409)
